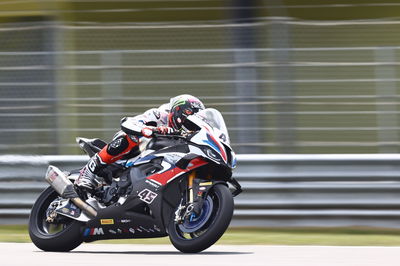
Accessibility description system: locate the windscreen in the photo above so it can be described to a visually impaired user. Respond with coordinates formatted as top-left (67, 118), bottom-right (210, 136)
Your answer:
top-left (196, 108), bottom-right (231, 144)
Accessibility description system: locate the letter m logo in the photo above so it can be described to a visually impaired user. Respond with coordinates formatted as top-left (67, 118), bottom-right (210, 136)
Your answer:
top-left (93, 228), bottom-right (104, 235)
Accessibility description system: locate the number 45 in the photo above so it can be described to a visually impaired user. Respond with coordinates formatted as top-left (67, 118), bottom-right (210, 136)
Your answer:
top-left (138, 189), bottom-right (158, 204)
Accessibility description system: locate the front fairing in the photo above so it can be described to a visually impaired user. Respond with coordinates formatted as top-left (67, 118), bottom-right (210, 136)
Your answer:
top-left (124, 108), bottom-right (237, 176)
top-left (185, 109), bottom-right (236, 169)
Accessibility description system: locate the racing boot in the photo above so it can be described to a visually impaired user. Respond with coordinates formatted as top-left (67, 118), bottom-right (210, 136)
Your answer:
top-left (75, 155), bottom-right (105, 194)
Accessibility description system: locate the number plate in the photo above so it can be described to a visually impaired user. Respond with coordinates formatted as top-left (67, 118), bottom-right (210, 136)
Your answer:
top-left (138, 189), bottom-right (158, 204)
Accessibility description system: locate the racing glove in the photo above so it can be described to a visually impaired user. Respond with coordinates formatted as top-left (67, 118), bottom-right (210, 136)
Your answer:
top-left (156, 126), bottom-right (175, 135)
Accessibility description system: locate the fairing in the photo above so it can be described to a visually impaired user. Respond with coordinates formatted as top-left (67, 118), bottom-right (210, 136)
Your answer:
top-left (185, 108), bottom-right (236, 168)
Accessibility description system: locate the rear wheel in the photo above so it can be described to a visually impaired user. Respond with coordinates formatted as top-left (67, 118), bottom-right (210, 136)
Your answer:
top-left (168, 184), bottom-right (233, 253)
top-left (29, 186), bottom-right (84, 252)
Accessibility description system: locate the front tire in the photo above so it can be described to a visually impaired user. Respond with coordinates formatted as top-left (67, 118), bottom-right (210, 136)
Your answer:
top-left (29, 186), bottom-right (84, 252)
top-left (168, 184), bottom-right (234, 253)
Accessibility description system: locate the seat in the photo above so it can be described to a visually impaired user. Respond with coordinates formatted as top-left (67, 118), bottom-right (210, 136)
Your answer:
top-left (76, 137), bottom-right (107, 157)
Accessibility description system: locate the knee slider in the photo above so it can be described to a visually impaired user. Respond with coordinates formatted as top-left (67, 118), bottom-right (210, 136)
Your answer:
top-left (106, 136), bottom-right (129, 156)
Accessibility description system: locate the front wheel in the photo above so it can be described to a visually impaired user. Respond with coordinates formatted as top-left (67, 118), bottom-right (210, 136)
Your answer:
top-left (168, 184), bottom-right (234, 253)
top-left (29, 186), bottom-right (84, 252)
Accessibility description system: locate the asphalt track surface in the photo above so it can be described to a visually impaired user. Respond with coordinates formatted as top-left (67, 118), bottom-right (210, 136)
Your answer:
top-left (1, 243), bottom-right (400, 266)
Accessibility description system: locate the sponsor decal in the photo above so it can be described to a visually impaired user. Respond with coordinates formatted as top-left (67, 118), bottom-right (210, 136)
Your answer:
top-left (127, 225), bottom-right (160, 234)
top-left (138, 189), bottom-right (158, 204)
top-left (109, 229), bottom-right (128, 234)
top-left (153, 110), bottom-right (161, 119)
top-left (100, 219), bottom-right (114, 225)
top-left (145, 179), bottom-right (160, 189)
top-left (110, 138), bottom-right (122, 149)
top-left (139, 226), bottom-right (150, 233)
top-left (56, 202), bottom-right (80, 218)
top-left (153, 225), bottom-right (161, 232)
top-left (190, 100), bottom-right (203, 109)
top-left (128, 134), bottom-right (138, 143)
top-left (120, 219), bottom-right (132, 224)
top-left (84, 227), bottom-right (104, 236)
top-left (47, 170), bottom-right (58, 182)
top-left (88, 158), bottom-right (98, 172)
top-left (219, 133), bottom-right (227, 143)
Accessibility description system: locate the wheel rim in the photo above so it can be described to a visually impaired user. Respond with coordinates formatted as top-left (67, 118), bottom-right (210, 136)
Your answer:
top-left (178, 196), bottom-right (214, 233)
top-left (174, 190), bottom-right (220, 240)
top-left (35, 190), bottom-right (74, 236)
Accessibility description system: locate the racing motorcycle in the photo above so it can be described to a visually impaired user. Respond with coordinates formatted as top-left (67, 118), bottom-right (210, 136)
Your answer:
top-left (29, 108), bottom-right (242, 253)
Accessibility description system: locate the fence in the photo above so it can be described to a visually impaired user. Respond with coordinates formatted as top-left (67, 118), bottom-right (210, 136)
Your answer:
top-left (2, 17), bottom-right (400, 155)
top-left (2, 154), bottom-right (400, 228)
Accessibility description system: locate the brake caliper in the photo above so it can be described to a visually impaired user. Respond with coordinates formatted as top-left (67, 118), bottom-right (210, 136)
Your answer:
top-left (175, 180), bottom-right (213, 223)
top-left (174, 200), bottom-right (186, 223)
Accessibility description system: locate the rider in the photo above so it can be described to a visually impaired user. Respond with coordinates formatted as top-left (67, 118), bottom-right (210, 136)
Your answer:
top-left (75, 94), bottom-right (205, 192)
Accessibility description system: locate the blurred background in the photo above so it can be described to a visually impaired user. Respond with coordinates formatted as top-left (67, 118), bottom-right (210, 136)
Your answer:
top-left (2, 0), bottom-right (400, 155)
top-left (2, 0), bottom-right (400, 231)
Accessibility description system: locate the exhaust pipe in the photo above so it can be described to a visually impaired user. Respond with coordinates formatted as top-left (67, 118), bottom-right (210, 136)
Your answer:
top-left (45, 165), bottom-right (97, 218)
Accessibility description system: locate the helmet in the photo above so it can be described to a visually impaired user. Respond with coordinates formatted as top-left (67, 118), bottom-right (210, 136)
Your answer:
top-left (168, 94), bottom-right (205, 130)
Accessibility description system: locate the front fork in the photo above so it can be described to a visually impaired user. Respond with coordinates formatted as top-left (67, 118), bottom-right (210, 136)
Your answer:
top-left (188, 171), bottom-right (196, 204)
top-left (174, 171), bottom-right (211, 223)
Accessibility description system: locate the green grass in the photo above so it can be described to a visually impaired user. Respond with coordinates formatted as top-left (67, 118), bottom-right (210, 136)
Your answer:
top-left (0, 225), bottom-right (30, 243)
top-left (3, 225), bottom-right (400, 246)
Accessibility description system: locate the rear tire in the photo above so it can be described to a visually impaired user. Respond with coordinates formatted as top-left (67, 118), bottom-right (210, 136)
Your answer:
top-left (29, 186), bottom-right (84, 252)
top-left (168, 184), bottom-right (233, 253)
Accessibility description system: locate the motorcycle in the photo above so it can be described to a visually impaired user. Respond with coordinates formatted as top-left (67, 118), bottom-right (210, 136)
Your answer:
top-left (28, 108), bottom-right (242, 253)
